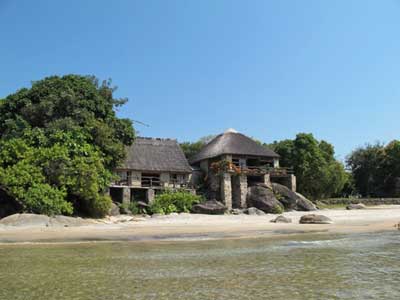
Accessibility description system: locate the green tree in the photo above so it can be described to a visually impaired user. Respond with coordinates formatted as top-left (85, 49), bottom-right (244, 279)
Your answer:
top-left (347, 141), bottom-right (400, 197)
top-left (180, 135), bottom-right (216, 159)
top-left (0, 75), bottom-right (135, 217)
top-left (270, 133), bottom-right (347, 199)
top-left (346, 143), bottom-right (385, 197)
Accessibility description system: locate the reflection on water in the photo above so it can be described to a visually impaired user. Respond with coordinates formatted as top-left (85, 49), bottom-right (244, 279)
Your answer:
top-left (0, 231), bottom-right (399, 300)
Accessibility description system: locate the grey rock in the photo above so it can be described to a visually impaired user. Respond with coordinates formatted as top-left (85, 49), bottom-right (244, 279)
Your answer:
top-left (247, 185), bottom-right (284, 214)
top-left (299, 214), bottom-right (333, 224)
top-left (108, 202), bottom-right (120, 216)
top-left (0, 214), bottom-right (50, 227)
top-left (270, 215), bottom-right (292, 223)
top-left (272, 183), bottom-right (298, 210)
top-left (191, 200), bottom-right (227, 215)
top-left (231, 208), bottom-right (245, 215)
top-left (346, 203), bottom-right (366, 210)
top-left (295, 193), bottom-right (317, 211)
top-left (0, 214), bottom-right (93, 227)
top-left (50, 215), bottom-right (92, 227)
top-left (246, 207), bottom-right (266, 215)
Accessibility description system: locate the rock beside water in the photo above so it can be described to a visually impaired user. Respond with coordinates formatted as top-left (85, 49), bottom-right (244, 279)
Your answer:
top-left (108, 202), bottom-right (120, 216)
top-left (299, 214), bottom-right (333, 224)
top-left (0, 213), bottom-right (93, 227)
top-left (271, 215), bottom-right (292, 223)
top-left (247, 186), bottom-right (284, 214)
top-left (272, 183), bottom-right (298, 210)
top-left (246, 207), bottom-right (266, 215)
top-left (346, 203), bottom-right (366, 210)
top-left (191, 200), bottom-right (227, 215)
top-left (295, 193), bottom-right (317, 211)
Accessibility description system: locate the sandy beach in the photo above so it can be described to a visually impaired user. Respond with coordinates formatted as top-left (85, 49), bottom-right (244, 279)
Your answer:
top-left (1, 205), bottom-right (399, 244)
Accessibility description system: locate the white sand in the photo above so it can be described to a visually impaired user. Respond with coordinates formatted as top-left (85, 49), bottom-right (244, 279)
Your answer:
top-left (1, 205), bottom-right (400, 243)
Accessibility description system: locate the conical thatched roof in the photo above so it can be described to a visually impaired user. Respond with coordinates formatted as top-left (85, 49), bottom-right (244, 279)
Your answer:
top-left (189, 130), bottom-right (279, 164)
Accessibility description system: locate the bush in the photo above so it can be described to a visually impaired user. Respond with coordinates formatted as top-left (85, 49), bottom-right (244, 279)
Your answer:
top-left (271, 204), bottom-right (284, 214)
top-left (149, 190), bottom-right (202, 215)
top-left (87, 195), bottom-right (112, 218)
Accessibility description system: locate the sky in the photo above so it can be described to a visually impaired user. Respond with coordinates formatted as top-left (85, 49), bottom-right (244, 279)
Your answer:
top-left (1, 0), bottom-right (400, 160)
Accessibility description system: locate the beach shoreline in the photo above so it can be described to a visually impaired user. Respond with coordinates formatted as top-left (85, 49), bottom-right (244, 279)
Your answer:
top-left (1, 205), bottom-right (399, 244)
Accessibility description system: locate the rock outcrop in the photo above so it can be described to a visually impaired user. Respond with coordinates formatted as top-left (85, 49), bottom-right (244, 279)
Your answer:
top-left (191, 200), bottom-right (227, 215)
top-left (346, 203), bottom-right (366, 210)
top-left (108, 202), bottom-right (120, 216)
top-left (247, 185), bottom-right (284, 214)
top-left (271, 183), bottom-right (298, 210)
top-left (270, 215), bottom-right (292, 223)
top-left (295, 193), bottom-right (317, 211)
top-left (299, 214), bottom-right (333, 224)
top-left (0, 214), bottom-right (93, 227)
top-left (246, 207), bottom-right (266, 215)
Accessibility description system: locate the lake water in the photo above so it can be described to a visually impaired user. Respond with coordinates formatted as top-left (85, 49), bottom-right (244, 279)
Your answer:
top-left (0, 231), bottom-right (399, 300)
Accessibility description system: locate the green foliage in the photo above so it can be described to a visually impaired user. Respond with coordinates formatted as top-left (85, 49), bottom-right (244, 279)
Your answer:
top-left (119, 201), bottom-right (147, 215)
top-left (270, 133), bottom-right (348, 200)
top-left (87, 195), bottom-right (112, 218)
top-left (180, 135), bottom-right (216, 159)
top-left (271, 204), bottom-right (284, 214)
top-left (0, 75), bottom-right (135, 217)
top-left (149, 190), bottom-right (203, 215)
top-left (347, 140), bottom-right (400, 197)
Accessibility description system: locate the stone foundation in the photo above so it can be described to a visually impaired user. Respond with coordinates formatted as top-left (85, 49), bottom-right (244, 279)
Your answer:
top-left (220, 173), bottom-right (232, 210)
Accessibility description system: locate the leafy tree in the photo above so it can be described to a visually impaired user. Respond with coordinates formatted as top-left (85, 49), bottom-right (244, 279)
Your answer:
top-left (270, 133), bottom-right (347, 199)
top-left (180, 135), bottom-right (216, 159)
top-left (347, 141), bottom-right (400, 197)
top-left (0, 75), bottom-right (135, 217)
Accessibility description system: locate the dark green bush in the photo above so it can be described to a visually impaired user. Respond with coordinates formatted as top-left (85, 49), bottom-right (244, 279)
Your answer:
top-left (87, 195), bottom-right (112, 218)
top-left (149, 190), bottom-right (202, 215)
top-left (271, 204), bottom-right (284, 214)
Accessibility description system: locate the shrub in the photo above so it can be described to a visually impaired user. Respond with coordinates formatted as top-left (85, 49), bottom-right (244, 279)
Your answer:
top-left (87, 195), bottom-right (112, 218)
top-left (149, 190), bottom-right (202, 215)
top-left (271, 204), bottom-right (284, 214)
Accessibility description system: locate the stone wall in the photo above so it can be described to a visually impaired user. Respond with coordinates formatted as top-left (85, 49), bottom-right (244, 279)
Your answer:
top-left (318, 198), bottom-right (400, 206)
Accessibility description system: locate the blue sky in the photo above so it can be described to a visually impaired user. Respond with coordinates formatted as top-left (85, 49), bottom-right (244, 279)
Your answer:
top-left (1, 0), bottom-right (400, 160)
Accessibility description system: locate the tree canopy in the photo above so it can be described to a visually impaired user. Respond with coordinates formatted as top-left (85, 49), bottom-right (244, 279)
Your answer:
top-left (180, 135), bottom-right (215, 159)
top-left (347, 141), bottom-right (400, 197)
top-left (270, 133), bottom-right (348, 200)
top-left (0, 75), bottom-right (135, 217)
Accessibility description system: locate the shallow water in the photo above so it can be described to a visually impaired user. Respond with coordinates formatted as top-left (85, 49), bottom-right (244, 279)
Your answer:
top-left (0, 231), bottom-right (399, 300)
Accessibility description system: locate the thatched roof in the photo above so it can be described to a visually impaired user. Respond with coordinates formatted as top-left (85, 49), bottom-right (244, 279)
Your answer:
top-left (190, 129), bottom-right (279, 164)
top-left (120, 137), bottom-right (192, 173)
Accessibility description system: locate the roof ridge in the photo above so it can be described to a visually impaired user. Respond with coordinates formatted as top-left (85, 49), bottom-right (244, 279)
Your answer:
top-left (137, 136), bottom-right (177, 142)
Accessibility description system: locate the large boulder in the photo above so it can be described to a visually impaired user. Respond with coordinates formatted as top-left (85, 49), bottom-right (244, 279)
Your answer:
top-left (191, 200), bottom-right (227, 215)
top-left (271, 183), bottom-right (298, 210)
top-left (295, 193), bottom-right (317, 211)
top-left (299, 214), bottom-right (333, 224)
top-left (108, 202), bottom-right (121, 216)
top-left (246, 207), bottom-right (266, 216)
top-left (270, 215), bottom-right (292, 223)
top-left (0, 213), bottom-right (93, 227)
top-left (247, 185), bottom-right (284, 214)
top-left (346, 203), bottom-right (366, 210)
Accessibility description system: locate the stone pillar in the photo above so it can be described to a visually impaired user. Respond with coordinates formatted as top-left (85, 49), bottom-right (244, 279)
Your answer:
top-left (147, 189), bottom-right (155, 204)
top-left (288, 175), bottom-right (296, 192)
top-left (122, 187), bottom-right (131, 206)
top-left (220, 173), bottom-right (232, 210)
top-left (264, 173), bottom-right (272, 188)
top-left (273, 158), bottom-right (280, 168)
top-left (239, 174), bottom-right (248, 208)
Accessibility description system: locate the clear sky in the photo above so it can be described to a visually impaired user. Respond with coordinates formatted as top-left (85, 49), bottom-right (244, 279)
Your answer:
top-left (1, 0), bottom-right (400, 160)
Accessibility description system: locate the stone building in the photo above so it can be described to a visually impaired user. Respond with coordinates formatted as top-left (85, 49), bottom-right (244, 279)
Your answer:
top-left (109, 137), bottom-right (192, 205)
top-left (189, 129), bottom-right (296, 210)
